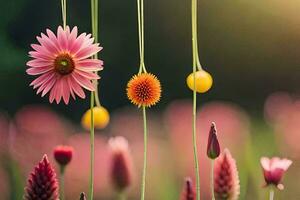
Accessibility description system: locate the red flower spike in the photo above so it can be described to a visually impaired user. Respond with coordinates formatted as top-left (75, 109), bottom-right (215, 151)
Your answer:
top-left (214, 149), bottom-right (240, 200)
top-left (108, 136), bottom-right (133, 192)
top-left (24, 155), bottom-right (59, 200)
top-left (260, 157), bottom-right (292, 190)
top-left (181, 177), bottom-right (195, 200)
top-left (53, 145), bottom-right (74, 166)
top-left (207, 122), bottom-right (221, 159)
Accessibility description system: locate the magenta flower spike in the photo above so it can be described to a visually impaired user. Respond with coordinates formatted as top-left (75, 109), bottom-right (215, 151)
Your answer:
top-left (214, 149), bottom-right (240, 200)
top-left (24, 155), bottom-right (59, 200)
top-left (207, 122), bottom-right (221, 159)
top-left (26, 26), bottom-right (103, 104)
top-left (181, 178), bottom-right (195, 200)
top-left (108, 136), bottom-right (133, 192)
top-left (260, 157), bottom-right (292, 190)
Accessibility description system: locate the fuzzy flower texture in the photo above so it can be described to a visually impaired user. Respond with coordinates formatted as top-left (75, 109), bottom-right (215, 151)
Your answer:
top-left (214, 149), bottom-right (240, 200)
top-left (127, 73), bottom-right (161, 107)
top-left (24, 155), bottom-right (59, 200)
top-left (26, 26), bottom-right (103, 104)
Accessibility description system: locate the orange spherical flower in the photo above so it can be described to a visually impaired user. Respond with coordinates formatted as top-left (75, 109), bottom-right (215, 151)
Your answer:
top-left (126, 73), bottom-right (161, 107)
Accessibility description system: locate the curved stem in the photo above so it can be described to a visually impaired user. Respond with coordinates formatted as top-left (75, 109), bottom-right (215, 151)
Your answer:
top-left (269, 188), bottom-right (274, 200)
top-left (140, 106), bottom-right (148, 200)
top-left (211, 160), bottom-right (215, 200)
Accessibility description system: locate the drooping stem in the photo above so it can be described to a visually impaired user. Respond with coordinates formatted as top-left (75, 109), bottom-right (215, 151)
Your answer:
top-left (210, 160), bottom-right (215, 200)
top-left (269, 188), bottom-right (274, 200)
top-left (60, 0), bottom-right (67, 29)
top-left (191, 0), bottom-right (202, 71)
top-left (140, 106), bottom-right (148, 200)
top-left (59, 167), bottom-right (65, 200)
top-left (191, 0), bottom-right (201, 199)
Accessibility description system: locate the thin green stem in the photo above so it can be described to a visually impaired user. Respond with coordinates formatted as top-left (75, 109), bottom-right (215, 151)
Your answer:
top-left (89, 92), bottom-right (95, 200)
top-left (191, 0), bottom-right (201, 199)
top-left (211, 160), bottom-right (215, 200)
top-left (191, 0), bottom-right (202, 71)
top-left (118, 192), bottom-right (127, 200)
top-left (269, 188), bottom-right (274, 200)
top-left (59, 167), bottom-right (65, 200)
top-left (60, 0), bottom-right (67, 29)
top-left (140, 106), bottom-right (148, 200)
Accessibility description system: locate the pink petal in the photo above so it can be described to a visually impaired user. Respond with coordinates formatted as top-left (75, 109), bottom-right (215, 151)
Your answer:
top-left (57, 26), bottom-right (68, 51)
top-left (30, 72), bottom-right (55, 88)
top-left (29, 51), bottom-right (54, 60)
top-left (61, 77), bottom-right (70, 104)
top-left (69, 33), bottom-right (87, 55)
top-left (68, 26), bottom-right (78, 50)
top-left (76, 59), bottom-right (103, 71)
top-left (68, 76), bottom-right (86, 98)
top-left (72, 73), bottom-right (95, 91)
top-left (37, 34), bottom-right (59, 54)
top-left (26, 66), bottom-right (53, 75)
top-left (74, 70), bottom-right (100, 80)
top-left (27, 59), bottom-right (53, 68)
top-left (75, 45), bottom-right (102, 60)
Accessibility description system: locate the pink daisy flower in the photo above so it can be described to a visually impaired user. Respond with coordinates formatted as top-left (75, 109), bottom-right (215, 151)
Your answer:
top-left (260, 157), bottom-right (292, 190)
top-left (26, 26), bottom-right (103, 104)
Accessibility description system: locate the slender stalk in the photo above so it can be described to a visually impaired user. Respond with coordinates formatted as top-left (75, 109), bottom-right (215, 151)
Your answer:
top-left (60, 0), bottom-right (67, 29)
top-left (118, 192), bottom-right (127, 200)
top-left (269, 188), bottom-right (274, 200)
top-left (191, 0), bottom-right (201, 199)
top-left (210, 160), bottom-right (215, 200)
top-left (59, 167), bottom-right (65, 200)
top-left (140, 106), bottom-right (148, 200)
top-left (89, 92), bottom-right (95, 200)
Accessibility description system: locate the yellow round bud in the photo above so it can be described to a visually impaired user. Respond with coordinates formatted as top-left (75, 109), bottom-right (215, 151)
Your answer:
top-left (81, 106), bottom-right (110, 130)
top-left (186, 70), bottom-right (213, 93)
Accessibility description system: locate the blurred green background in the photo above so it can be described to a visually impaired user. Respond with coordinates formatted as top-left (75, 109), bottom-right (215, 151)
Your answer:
top-left (1, 0), bottom-right (300, 116)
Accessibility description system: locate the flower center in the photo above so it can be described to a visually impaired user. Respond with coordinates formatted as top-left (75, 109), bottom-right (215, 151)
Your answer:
top-left (54, 53), bottom-right (75, 75)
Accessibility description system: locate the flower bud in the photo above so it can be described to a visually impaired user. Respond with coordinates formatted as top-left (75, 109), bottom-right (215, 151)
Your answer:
top-left (207, 122), bottom-right (220, 159)
top-left (53, 145), bottom-right (74, 166)
top-left (108, 136), bottom-right (133, 192)
top-left (181, 177), bottom-right (195, 200)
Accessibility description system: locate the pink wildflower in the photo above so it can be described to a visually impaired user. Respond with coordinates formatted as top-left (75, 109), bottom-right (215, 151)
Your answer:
top-left (260, 157), bottom-right (292, 190)
top-left (214, 149), bottom-right (240, 200)
top-left (26, 26), bottom-right (103, 104)
top-left (24, 155), bottom-right (59, 200)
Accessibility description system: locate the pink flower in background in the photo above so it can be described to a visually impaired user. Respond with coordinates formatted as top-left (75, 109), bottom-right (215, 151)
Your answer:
top-left (260, 157), bottom-right (292, 190)
top-left (26, 26), bottom-right (103, 104)
top-left (24, 155), bottom-right (59, 200)
top-left (214, 149), bottom-right (240, 200)
top-left (180, 178), bottom-right (195, 200)
top-left (108, 136), bottom-right (133, 192)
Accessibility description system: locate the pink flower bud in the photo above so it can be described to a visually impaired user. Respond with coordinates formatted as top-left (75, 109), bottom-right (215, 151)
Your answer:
top-left (207, 122), bottom-right (220, 159)
top-left (181, 177), bottom-right (195, 200)
top-left (53, 145), bottom-right (74, 166)
top-left (260, 157), bottom-right (292, 190)
top-left (108, 136), bottom-right (133, 192)
top-left (79, 192), bottom-right (87, 200)
top-left (24, 155), bottom-right (59, 200)
top-left (214, 149), bottom-right (240, 200)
